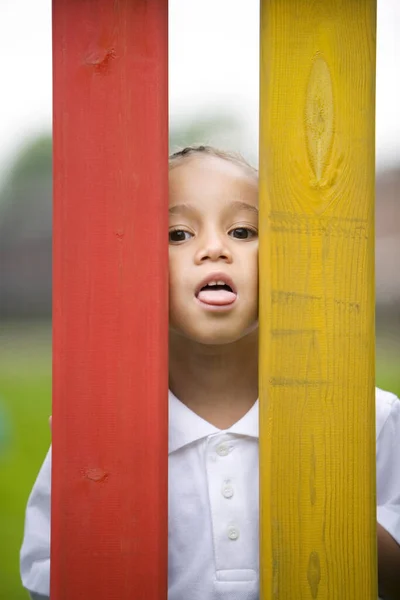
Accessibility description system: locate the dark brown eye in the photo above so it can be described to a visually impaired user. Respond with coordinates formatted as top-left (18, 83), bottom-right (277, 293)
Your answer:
top-left (169, 229), bottom-right (192, 243)
top-left (229, 227), bottom-right (257, 240)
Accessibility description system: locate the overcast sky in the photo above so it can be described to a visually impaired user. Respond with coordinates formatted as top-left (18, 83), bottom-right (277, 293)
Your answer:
top-left (0, 0), bottom-right (399, 182)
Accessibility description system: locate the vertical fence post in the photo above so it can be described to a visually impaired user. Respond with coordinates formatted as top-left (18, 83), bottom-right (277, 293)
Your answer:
top-left (52, 1), bottom-right (169, 598)
top-left (259, 1), bottom-right (377, 597)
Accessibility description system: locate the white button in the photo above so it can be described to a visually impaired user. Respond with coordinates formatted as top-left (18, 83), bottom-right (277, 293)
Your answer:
top-left (216, 443), bottom-right (230, 456)
top-left (227, 526), bottom-right (239, 541)
top-left (222, 484), bottom-right (234, 499)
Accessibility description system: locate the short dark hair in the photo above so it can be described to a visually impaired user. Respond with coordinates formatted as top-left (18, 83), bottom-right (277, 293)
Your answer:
top-left (169, 145), bottom-right (257, 178)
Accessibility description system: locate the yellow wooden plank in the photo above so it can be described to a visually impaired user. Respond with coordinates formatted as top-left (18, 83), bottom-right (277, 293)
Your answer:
top-left (259, 1), bottom-right (377, 598)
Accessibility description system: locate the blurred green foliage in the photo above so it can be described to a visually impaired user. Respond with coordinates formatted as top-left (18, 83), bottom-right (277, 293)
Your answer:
top-left (8, 136), bottom-right (52, 184)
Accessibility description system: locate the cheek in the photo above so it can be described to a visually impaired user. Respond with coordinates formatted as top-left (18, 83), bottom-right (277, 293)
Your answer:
top-left (168, 251), bottom-right (178, 285)
top-left (168, 251), bottom-right (186, 305)
top-left (168, 271), bottom-right (179, 304)
top-left (247, 248), bottom-right (259, 289)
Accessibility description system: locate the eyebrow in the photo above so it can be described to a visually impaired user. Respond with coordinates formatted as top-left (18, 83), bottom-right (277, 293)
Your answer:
top-left (229, 201), bottom-right (259, 215)
top-left (168, 203), bottom-right (196, 216)
top-left (168, 201), bottom-right (258, 215)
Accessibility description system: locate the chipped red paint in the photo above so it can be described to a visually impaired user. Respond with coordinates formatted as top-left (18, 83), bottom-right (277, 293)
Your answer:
top-left (83, 468), bottom-right (109, 483)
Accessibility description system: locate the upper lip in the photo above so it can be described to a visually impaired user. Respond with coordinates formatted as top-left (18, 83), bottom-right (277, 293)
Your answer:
top-left (195, 272), bottom-right (237, 297)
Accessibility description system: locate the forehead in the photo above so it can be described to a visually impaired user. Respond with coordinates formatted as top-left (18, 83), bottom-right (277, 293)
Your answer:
top-left (169, 155), bottom-right (258, 208)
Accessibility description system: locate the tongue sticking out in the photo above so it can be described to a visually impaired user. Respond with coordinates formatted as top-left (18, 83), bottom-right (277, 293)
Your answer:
top-left (197, 287), bottom-right (237, 306)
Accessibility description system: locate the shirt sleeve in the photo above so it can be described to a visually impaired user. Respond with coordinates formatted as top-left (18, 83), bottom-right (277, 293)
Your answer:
top-left (376, 389), bottom-right (400, 546)
top-left (20, 447), bottom-right (51, 599)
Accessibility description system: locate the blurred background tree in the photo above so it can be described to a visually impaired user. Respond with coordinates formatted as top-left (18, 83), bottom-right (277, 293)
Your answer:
top-left (0, 135), bottom-right (52, 318)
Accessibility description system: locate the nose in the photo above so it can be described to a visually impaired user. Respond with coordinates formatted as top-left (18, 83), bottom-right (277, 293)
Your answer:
top-left (194, 229), bottom-right (232, 264)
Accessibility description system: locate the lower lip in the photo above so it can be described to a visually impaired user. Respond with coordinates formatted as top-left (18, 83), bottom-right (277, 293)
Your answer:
top-left (194, 296), bottom-right (237, 312)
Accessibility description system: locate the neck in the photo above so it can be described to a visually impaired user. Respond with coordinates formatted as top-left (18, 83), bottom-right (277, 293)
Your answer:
top-left (169, 330), bottom-right (258, 429)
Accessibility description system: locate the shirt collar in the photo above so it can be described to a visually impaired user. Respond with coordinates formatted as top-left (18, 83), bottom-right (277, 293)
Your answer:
top-left (168, 390), bottom-right (259, 454)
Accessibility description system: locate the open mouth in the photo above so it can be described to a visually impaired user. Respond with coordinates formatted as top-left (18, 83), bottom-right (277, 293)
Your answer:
top-left (196, 278), bottom-right (237, 306)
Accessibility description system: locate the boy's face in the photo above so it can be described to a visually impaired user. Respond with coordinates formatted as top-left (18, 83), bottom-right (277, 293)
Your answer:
top-left (169, 155), bottom-right (258, 345)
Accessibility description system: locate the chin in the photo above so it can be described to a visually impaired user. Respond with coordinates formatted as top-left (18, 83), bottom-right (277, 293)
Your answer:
top-left (194, 332), bottom-right (239, 346)
top-left (169, 306), bottom-right (258, 346)
top-left (186, 321), bottom-right (258, 346)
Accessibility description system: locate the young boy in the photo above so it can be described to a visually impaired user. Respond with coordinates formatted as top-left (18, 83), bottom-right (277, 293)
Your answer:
top-left (21, 146), bottom-right (400, 599)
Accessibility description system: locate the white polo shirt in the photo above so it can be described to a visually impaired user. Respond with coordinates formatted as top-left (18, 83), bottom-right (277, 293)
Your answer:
top-left (169, 392), bottom-right (259, 600)
top-left (20, 388), bottom-right (400, 600)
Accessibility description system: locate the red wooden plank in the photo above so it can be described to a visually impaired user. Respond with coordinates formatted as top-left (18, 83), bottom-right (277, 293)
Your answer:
top-left (51, 2), bottom-right (169, 598)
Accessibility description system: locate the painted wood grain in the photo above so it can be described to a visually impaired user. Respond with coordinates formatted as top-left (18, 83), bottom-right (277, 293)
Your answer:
top-left (259, 1), bottom-right (377, 598)
top-left (52, 1), bottom-right (169, 598)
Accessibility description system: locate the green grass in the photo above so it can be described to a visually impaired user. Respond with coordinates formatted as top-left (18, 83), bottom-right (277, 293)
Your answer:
top-left (0, 321), bottom-right (399, 599)
top-left (376, 357), bottom-right (400, 398)
top-left (0, 322), bottom-right (51, 600)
